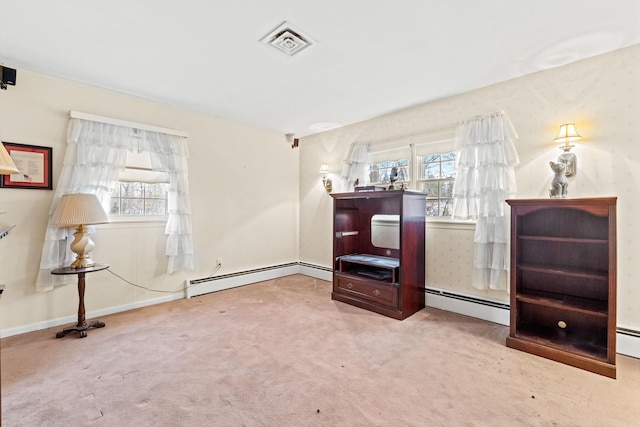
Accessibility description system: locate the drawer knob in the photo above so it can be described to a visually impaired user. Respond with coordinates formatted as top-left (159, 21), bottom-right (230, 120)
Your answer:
top-left (373, 289), bottom-right (381, 296)
top-left (346, 282), bottom-right (353, 289)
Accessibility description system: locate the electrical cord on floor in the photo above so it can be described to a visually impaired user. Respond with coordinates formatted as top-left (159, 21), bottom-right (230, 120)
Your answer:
top-left (106, 263), bottom-right (222, 294)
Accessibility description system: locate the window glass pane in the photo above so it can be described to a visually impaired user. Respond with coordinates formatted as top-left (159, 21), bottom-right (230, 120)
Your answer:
top-left (145, 183), bottom-right (167, 199)
top-left (396, 166), bottom-right (408, 181)
top-left (145, 199), bottom-right (166, 215)
top-left (424, 154), bottom-right (440, 163)
top-left (369, 169), bottom-right (380, 183)
top-left (122, 198), bottom-right (144, 215)
top-left (440, 198), bottom-right (454, 216)
top-left (421, 181), bottom-right (439, 197)
top-left (425, 200), bottom-right (440, 217)
top-left (440, 180), bottom-right (454, 197)
top-left (441, 152), bottom-right (456, 161)
top-left (441, 160), bottom-right (455, 178)
top-left (109, 199), bottom-right (120, 215)
top-left (424, 163), bottom-right (440, 179)
top-left (121, 182), bottom-right (143, 198)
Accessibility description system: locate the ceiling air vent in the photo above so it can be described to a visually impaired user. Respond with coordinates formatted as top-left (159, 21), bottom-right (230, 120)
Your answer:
top-left (260, 21), bottom-right (314, 57)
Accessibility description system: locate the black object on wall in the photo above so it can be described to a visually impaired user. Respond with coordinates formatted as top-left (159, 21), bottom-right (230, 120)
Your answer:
top-left (0, 66), bottom-right (16, 90)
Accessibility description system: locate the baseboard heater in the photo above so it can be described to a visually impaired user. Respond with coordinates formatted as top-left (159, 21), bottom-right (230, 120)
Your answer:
top-left (188, 262), bottom-right (300, 285)
top-left (424, 287), bottom-right (510, 310)
top-left (184, 261), bottom-right (317, 298)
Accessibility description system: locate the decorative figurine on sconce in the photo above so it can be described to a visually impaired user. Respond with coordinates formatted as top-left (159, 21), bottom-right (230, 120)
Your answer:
top-left (549, 161), bottom-right (568, 198)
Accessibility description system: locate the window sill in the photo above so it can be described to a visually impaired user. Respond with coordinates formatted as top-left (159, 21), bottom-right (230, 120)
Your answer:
top-left (426, 218), bottom-right (476, 230)
top-left (101, 215), bottom-right (168, 228)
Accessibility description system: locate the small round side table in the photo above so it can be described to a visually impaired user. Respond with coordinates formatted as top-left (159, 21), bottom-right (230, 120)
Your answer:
top-left (51, 264), bottom-right (109, 338)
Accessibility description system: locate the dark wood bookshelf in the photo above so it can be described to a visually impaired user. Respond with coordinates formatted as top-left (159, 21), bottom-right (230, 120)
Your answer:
top-left (506, 198), bottom-right (617, 378)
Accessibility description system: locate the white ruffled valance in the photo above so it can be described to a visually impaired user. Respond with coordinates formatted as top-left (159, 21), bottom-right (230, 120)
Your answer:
top-left (452, 111), bottom-right (519, 290)
top-left (35, 118), bottom-right (194, 291)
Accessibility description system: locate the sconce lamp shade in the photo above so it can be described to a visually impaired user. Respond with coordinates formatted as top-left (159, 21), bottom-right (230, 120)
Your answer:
top-left (319, 164), bottom-right (330, 174)
top-left (0, 143), bottom-right (19, 175)
top-left (51, 193), bottom-right (110, 227)
top-left (51, 193), bottom-right (110, 269)
top-left (554, 123), bottom-right (582, 144)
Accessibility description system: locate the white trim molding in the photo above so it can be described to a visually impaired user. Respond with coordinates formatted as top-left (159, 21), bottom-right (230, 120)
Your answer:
top-left (69, 111), bottom-right (189, 138)
top-left (3, 261), bottom-right (639, 361)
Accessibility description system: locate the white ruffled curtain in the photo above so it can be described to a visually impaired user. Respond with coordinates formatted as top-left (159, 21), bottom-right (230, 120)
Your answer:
top-left (452, 111), bottom-right (519, 290)
top-left (340, 141), bottom-right (369, 191)
top-left (35, 118), bottom-right (194, 291)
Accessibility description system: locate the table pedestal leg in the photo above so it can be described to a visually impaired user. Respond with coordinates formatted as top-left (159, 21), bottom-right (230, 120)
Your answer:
top-left (55, 272), bottom-right (105, 338)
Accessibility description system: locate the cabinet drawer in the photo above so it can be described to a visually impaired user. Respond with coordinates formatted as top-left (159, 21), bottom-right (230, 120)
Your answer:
top-left (335, 274), bottom-right (398, 308)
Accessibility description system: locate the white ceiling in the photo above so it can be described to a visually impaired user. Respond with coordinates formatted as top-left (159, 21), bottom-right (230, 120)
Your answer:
top-left (1, 1), bottom-right (639, 137)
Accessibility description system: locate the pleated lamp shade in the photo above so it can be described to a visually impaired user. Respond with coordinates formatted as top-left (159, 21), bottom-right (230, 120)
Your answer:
top-left (51, 193), bottom-right (110, 226)
top-left (0, 143), bottom-right (19, 175)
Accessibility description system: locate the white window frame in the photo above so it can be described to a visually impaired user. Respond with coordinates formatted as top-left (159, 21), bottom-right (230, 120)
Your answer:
top-left (108, 149), bottom-right (169, 223)
top-left (366, 129), bottom-right (475, 224)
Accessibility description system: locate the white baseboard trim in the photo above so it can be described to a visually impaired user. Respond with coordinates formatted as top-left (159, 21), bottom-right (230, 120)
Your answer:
top-left (1, 293), bottom-right (182, 338)
top-left (4, 262), bottom-right (640, 360)
top-left (423, 285), bottom-right (640, 360)
top-left (185, 262), bottom-right (301, 298)
top-left (298, 262), bottom-right (333, 282)
top-left (617, 327), bottom-right (640, 359)
top-left (424, 286), bottom-right (511, 326)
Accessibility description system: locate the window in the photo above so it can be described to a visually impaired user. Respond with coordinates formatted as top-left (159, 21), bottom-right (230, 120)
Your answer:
top-left (109, 149), bottom-right (170, 218)
top-left (367, 130), bottom-right (458, 218)
top-left (109, 182), bottom-right (168, 216)
top-left (368, 159), bottom-right (410, 186)
top-left (417, 152), bottom-right (456, 217)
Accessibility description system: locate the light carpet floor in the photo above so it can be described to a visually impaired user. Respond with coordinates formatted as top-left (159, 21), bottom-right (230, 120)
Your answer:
top-left (2, 274), bottom-right (640, 426)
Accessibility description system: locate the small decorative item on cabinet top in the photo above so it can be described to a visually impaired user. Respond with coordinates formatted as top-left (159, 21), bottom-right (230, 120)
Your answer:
top-left (548, 161), bottom-right (568, 198)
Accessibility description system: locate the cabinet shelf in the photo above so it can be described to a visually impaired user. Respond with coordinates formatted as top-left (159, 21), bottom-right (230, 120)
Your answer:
top-left (511, 323), bottom-right (608, 360)
top-left (517, 263), bottom-right (608, 280)
top-left (337, 254), bottom-right (399, 283)
top-left (518, 235), bottom-right (608, 245)
top-left (506, 198), bottom-right (616, 378)
top-left (516, 290), bottom-right (607, 317)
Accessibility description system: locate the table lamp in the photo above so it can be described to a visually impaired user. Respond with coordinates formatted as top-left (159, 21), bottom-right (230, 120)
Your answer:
top-left (0, 143), bottom-right (19, 175)
top-left (51, 193), bottom-right (110, 269)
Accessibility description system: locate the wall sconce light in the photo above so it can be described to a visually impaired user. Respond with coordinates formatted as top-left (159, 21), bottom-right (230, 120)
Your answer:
top-left (285, 133), bottom-right (299, 149)
top-left (554, 123), bottom-right (581, 177)
top-left (319, 164), bottom-right (332, 193)
top-left (51, 193), bottom-right (110, 268)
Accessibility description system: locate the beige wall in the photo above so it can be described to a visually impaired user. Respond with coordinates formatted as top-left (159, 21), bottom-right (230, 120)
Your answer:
top-left (1, 45), bottom-right (638, 335)
top-left (0, 70), bottom-right (299, 333)
top-left (299, 45), bottom-right (640, 329)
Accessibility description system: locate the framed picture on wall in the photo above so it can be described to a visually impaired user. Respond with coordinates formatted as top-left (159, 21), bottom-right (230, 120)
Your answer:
top-left (0, 142), bottom-right (53, 190)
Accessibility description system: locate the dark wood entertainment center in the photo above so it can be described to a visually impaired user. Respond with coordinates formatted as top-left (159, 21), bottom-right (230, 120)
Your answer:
top-left (331, 190), bottom-right (426, 320)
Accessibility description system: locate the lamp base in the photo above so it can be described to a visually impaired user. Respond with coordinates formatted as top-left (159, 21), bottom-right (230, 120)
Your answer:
top-left (69, 224), bottom-right (97, 269)
top-left (558, 147), bottom-right (577, 177)
top-left (70, 256), bottom-right (96, 269)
